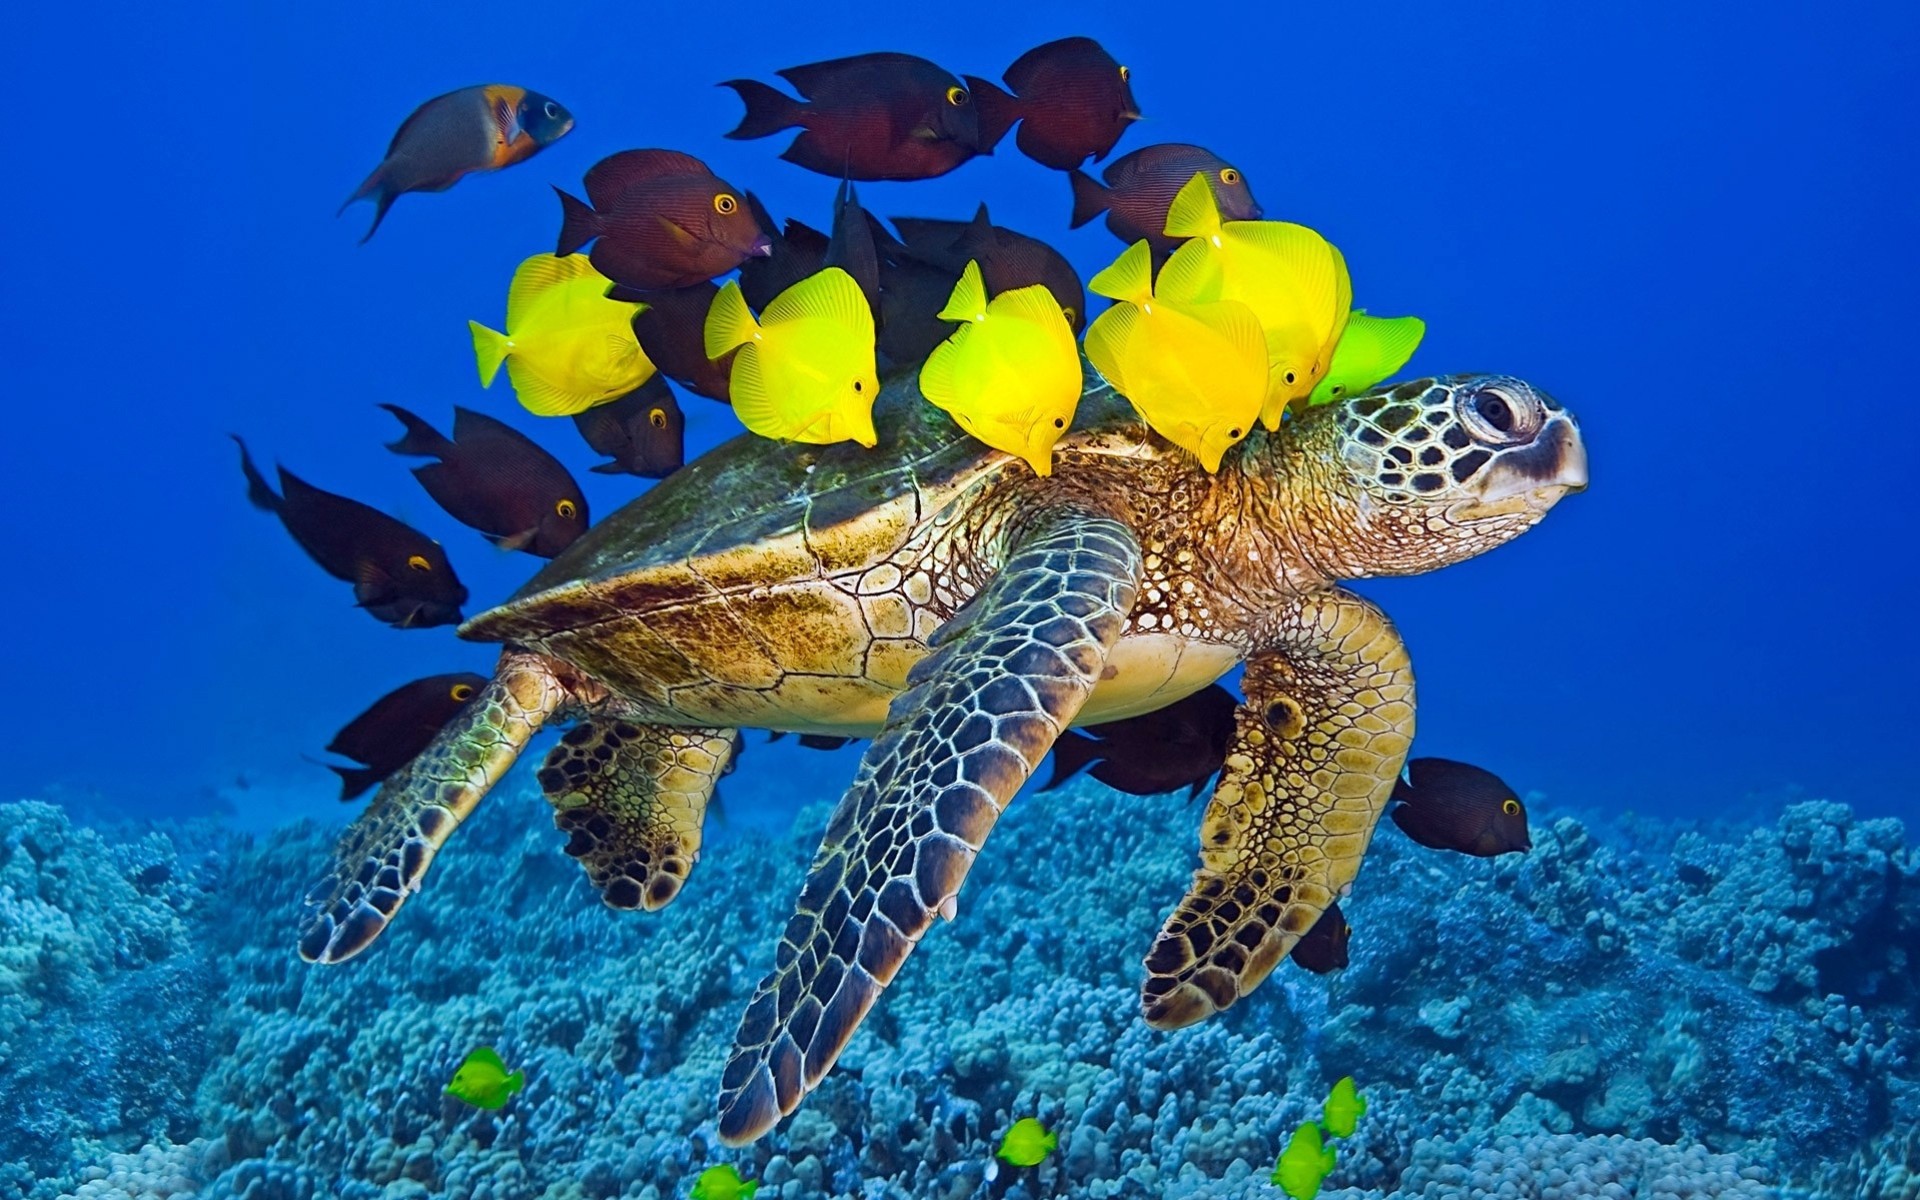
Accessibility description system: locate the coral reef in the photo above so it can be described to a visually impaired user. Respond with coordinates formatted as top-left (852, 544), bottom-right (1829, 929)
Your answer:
top-left (0, 776), bottom-right (1912, 1199)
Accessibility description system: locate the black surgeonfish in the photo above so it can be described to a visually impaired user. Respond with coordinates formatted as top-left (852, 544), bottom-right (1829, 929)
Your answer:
top-left (572, 377), bottom-right (685, 478)
top-left (967, 37), bottom-right (1140, 170)
top-left (233, 437), bottom-right (466, 628)
top-left (614, 281), bottom-right (736, 403)
top-left (891, 203), bottom-right (1086, 331)
top-left (340, 85), bottom-right (573, 243)
top-left (723, 52), bottom-right (990, 181)
top-left (555, 150), bottom-right (771, 291)
top-left (1043, 684), bottom-right (1238, 797)
top-left (1068, 143), bottom-right (1261, 252)
top-left (1390, 757), bottom-right (1533, 857)
top-left (325, 672), bottom-right (489, 799)
top-left (381, 405), bottom-right (588, 558)
top-left (1290, 902), bottom-right (1351, 974)
top-left (739, 194), bottom-right (829, 311)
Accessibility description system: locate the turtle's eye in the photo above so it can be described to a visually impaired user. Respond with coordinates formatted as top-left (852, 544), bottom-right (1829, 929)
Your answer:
top-left (946, 85), bottom-right (968, 106)
top-left (1476, 391), bottom-right (1515, 432)
top-left (556, 498), bottom-right (578, 519)
top-left (407, 554), bottom-right (431, 572)
top-left (1220, 168), bottom-right (1242, 186)
top-left (1459, 383), bottom-right (1536, 444)
top-left (648, 407), bottom-right (668, 429)
top-left (450, 683), bottom-right (475, 702)
top-left (713, 193), bottom-right (739, 216)
top-left (1502, 797), bottom-right (1522, 816)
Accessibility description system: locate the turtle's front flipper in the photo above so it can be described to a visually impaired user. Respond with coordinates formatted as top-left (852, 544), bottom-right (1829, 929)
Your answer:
top-left (299, 651), bottom-right (573, 964)
top-left (539, 720), bottom-right (739, 911)
top-left (1142, 591), bottom-right (1413, 1028)
top-left (715, 511), bottom-right (1141, 1146)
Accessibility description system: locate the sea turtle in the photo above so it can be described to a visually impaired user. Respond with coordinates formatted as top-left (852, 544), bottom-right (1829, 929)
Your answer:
top-left (298, 369), bottom-right (1587, 1145)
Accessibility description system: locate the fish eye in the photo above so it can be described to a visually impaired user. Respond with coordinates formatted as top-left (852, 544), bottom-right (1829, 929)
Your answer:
top-left (450, 683), bottom-right (475, 702)
top-left (648, 407), bottom-right (668, 429)
top-left (853, 380), bottom-right (863, 392)
top-left (1053, 417), bottom-right (1065, 429)
top-left (1119, 65), bottom-right (1131, 82)
top-left (1330, 385), bottom-right (1346, 398)
top-left (1229, 427), bottom-right (1243, 439)
top-left (1283, 371), bottom-right (1296, 385)
top-left (1342, 924), bottom-right (1352, 937)
top-left (1220, 168), bottom-right (1242, 186)
top-left (1503, 798), bottom-right (1522, 816)
top-left (713, 193), bottom-right (739, 216)
top-left (407, 554), bottom-right (431, 572)
top-left (1061, 306), bottom-right (1078, 326)
top-left (946, 85), bottom-right (968, 106)
top-left (556, 498), bottom-right (578, 519)
top-left (543, 101), bottom-right (559, 119)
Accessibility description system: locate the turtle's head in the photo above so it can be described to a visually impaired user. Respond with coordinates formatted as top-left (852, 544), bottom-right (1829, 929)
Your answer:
top-left (1277, 374), bottom-right (1587, 578)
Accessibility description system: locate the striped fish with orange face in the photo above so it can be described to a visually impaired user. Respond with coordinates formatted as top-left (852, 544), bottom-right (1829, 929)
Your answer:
top-left (340, 85), bottom-right (573, 242)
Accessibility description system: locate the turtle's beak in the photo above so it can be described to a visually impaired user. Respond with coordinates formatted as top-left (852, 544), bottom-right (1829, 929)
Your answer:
top-left (1453, 416), bottom-right (1588, 521)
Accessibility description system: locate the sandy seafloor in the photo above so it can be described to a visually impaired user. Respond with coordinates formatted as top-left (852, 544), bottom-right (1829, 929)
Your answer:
top-left (3, 767), bottom-right (1915, 1200)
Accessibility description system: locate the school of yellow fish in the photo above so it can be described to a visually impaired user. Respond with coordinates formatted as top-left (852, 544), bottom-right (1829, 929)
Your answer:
top-left (468, 169), bottom-right (1425, 475)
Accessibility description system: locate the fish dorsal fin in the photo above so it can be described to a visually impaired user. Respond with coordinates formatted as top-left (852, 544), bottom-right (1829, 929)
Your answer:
top-left (508, 254), bottom-right (601, 329)
top-left (1207, 298), bottom-right (1271, 382)
top-left (468, 1046), bottom-right (507, 1073)
top-left (938, 261), bottom-right (989, 322)
top-left (917, 327), bottom-right (965, 412)
top-left (703, 280), bottom-right (761, 359)
top-left (1089, 240), bottom-right (1155, 304)
top-left (1365, 313), bottom-right (1427, 372)
top-left (1154, 238), bottom-right (1223, 305)
top-left (989, 281), bottom-right (1071, 332)
top-left (762, 267), bottom-right (872, 335)
top-left (583, 148), bottom-right (709, 206)
top-left (1162, 172), bottom-right (1223, 241)
top-left (1083, 302), bottom-right (1145, 390)
top-left (1328, 242), bottom-right (1355, 346)
top-left (1233, 221), bottom-right (1337, 307)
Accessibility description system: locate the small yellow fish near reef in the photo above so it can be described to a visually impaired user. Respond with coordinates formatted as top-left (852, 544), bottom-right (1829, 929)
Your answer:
top-left (689, 1163), bottom-right (758, 1200)
top-left (1321, 1075), bottom-right (1367, 1138)
top-left (1158, 174), bottom-right (1352, 428)
top-left (1308, 312), bottom-right (1425, 406)
top-left (1271, 1121), bottom-right (1336, 1199)
top-left (705, 266), bottom-right (880, 446)
top-left (445, 1046), bottom-right (523, 1110)
top-left (996, 1116), bottom-right (1058, 1167)
top-left (920, 261), bottom-right (1082, 475)
top-left (1083, 240), bottom-right (1267, 472)
top-left (470, 254), bottom-right (654, 417)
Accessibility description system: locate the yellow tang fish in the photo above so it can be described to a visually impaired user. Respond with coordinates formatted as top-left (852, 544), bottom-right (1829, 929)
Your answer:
top-left (469, 254), bottom-right (655, 417)
top-left (919, 261), bottom-right (1083, 475)
top-left (704, 267), bottom-right (880, 447)
top-left (445, 1046), bottom-right (524, 1110)
top-left (996, 1117), bottom-right (1057, 1167)
top-left (1083, 240), bottom-right (1267, 473)
top-left (1158, 173), bottom-right (1352, 429)
top-left (1307, 312), bottom-right (1426, 406)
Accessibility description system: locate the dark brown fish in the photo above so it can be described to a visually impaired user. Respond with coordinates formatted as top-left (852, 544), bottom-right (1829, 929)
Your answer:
top-left (739, 193), bottom-right (828, 311)
top-left (1290, 902), bottom-right (1351, 974)
top-left (381, 405), bottom-right (588, 558)
top-left (826, 181), bottom-right (883, 315)
top-left (233, 437), bottom-right (466, 628)
top-left (854, 210), bottom-right (963, 368)
top-left (571, 377), bottom-right (685, 478)
top-left (614, 281), bottom-right (736, 403)
top-left (768, 730), bottom-right (857, 751)
top-left (325, 672), bottom-right (489, 800)
top-left (1390, 758), bottom-right (1533, 857)
top-left (723, 52), bottom-right (988, 181)
top-left (555, 149), bottom-right (772, 291)
top-left (891, 203), bottom-right (1086, 330)
top-left (1042, 684), bottom-right (1238, 797)
top-left (341, 85), bottom-right (573, 243)
top-left (966, 37), bottom-right (1139, 170)
top-left (1068, 143), bottom-right (1261, 251)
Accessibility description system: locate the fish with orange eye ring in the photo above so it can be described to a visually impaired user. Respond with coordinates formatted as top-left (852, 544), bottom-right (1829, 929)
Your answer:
top-left (1390, 757), bottom-right (1534, 857)
top-left (381, 405), bottom-right (589, 559)
top-left (555, 149), bottom-right (772, 291)
top-left (340, 85), bottom-right (573, 243)
top-left (572, 377), bottom-right (686, 479)
top-left (322, 673), bottom-right (490, 800)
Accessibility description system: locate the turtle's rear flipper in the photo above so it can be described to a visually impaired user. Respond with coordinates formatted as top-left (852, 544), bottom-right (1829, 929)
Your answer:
top-left (1142, 591), bottom-right (1413, 1028)
top-left (539, 720), bottom-right (739, 911)
top-left (715, 510), bottom-right (1141, 1146)
top-left (298, 651), bottom-right (572, 964)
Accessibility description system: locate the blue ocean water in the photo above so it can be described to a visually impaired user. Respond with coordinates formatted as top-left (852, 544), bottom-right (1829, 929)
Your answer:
top-left (5, 1), bottom-right (1919, 1196)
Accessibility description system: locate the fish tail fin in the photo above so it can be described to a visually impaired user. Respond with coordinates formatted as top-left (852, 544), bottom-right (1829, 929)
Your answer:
top-left (1067, 169), bottom-right (1109, 229)
top-left (702, 280), bottom-right (760, 359)
top-left (337, 164), bottom-right (384, 217)
top-left (505, 1070), bottom-right (525, 1096)
top-left (469, 321), bottom-right (511, 387)
top-left (379, 404), bottom-right (455, 459)
top-left (936, 260), bottom-right (989, 322)
top-left (1088, 240), bottom-right (1156, 304)
top-left (329, 763), bottom-right (383, 802)
top-left (1043, 730), bottom-right (1100, 791)
top-left (356, 189), bottom-right (400, 244)
top-left (966, 76), bottom-right (1019, 151)
top-left (1162, 172), bottom-right (1223, 241)
top-left (231, 435), bottom-right (281, 512)
top-left (553, 187), bottom-right (604, 256)
top-left (721, 79), bottom-right (802, 140)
